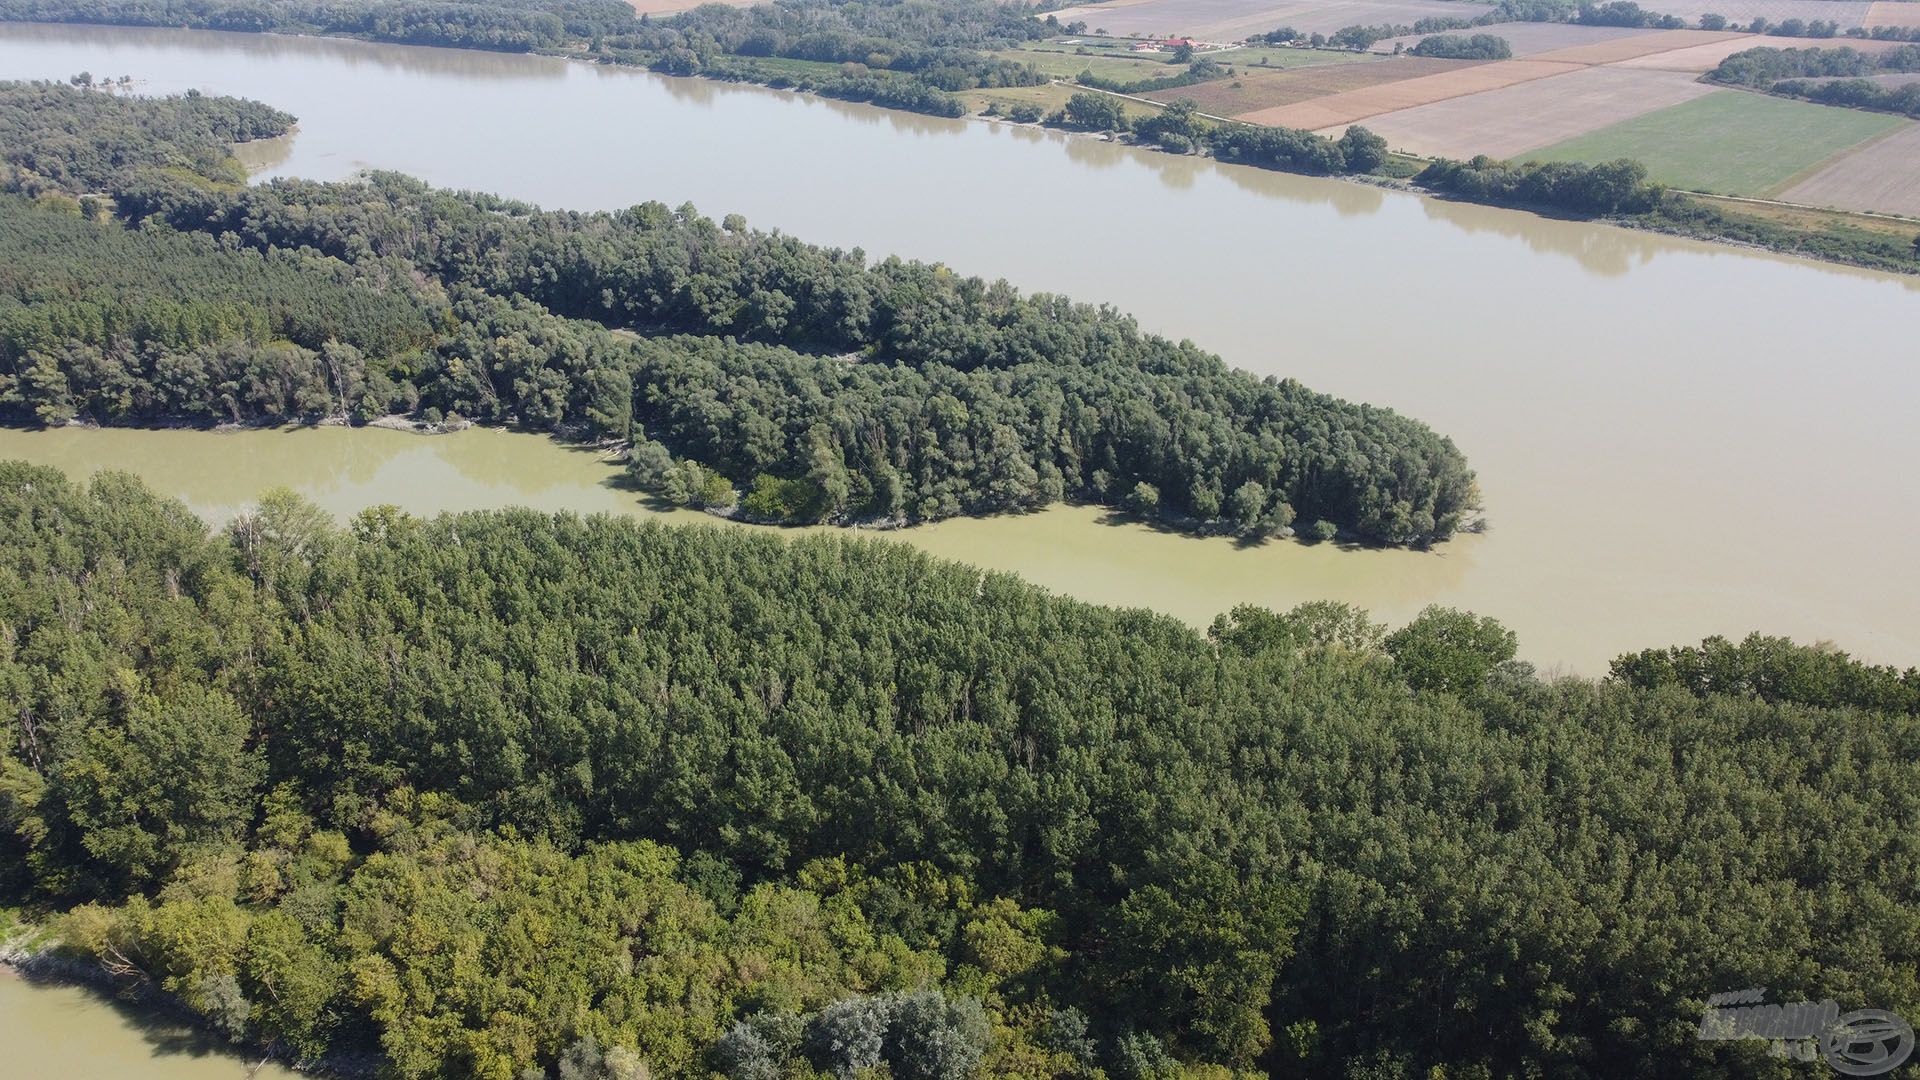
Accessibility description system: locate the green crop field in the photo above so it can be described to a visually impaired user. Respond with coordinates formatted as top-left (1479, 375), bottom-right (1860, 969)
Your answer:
top-left (1523, 89), bottom-right (1904, 197)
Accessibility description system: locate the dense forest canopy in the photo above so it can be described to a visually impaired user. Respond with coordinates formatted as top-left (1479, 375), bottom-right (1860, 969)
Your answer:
top-left (1, 82), bottom-right (1477, 543)
top-left (1, 463), bottom-right (1916, 1078)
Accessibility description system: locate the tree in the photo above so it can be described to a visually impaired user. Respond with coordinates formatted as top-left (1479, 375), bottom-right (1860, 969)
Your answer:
top-left (885, 991), bottom-right (990, 1080)
top-left (1227, 479), bottom-right (1267, 531)
top-left (1383, 605), bottom-right (1518, 694)
top-left (1337, 125), bottom-right (1388, 173)
top-left (1062, 90), bottom-right (1127, 131)
top-left (55, 685), bottom-right (264, 889)
top-left (1124, 481), bottom-right (1160, 516)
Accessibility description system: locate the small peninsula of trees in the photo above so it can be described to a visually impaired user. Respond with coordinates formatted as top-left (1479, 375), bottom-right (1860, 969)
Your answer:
top-left (2, 466), bottom-right (1918, 1079)
top-left (1, 82), bottom-right (1477, 543)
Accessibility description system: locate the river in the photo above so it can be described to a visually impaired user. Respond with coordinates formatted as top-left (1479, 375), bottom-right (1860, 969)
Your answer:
top-left (2, 21), bottom-right (1917, 677)
top-left (0, 970), bottom-right (300, 1079)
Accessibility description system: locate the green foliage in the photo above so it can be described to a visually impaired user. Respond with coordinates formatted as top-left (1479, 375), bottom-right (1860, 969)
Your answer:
top-left (1709, 44), bottom-right (1920, 88)
top-left (1409, 33), bottom-right (1514, 59)
top-left (1383, 605), bottom-right (1519, 694)
top-left (0, 81), bottom-right (291, 195)
top-left (1610, 632), bottom-right (1920, 713)
top-left (4, 466), bottom-right (1919, 1078)
top-left (1417, 154), bottom-right (1661, 215)
top-left (1, 85), bottom-right (1479, 544)
top-left (1060, 90), bottom-right (1128, 131)
top-left (0, 0), bottom-right (630, 52)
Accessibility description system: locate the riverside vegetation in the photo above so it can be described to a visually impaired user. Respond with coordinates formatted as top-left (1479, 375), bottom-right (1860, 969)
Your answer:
top-left (0, 0), bottom-right (1916, 274)
top-left (3, 463), bottom-right (1920, 1079)
top-left (0, 81), bottom-right (1477, 544)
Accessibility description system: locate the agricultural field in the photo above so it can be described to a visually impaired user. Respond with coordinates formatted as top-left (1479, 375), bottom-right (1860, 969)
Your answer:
top-left (1042, 0), bottom-right (1495, 41)
top-left (993, 39), bottom-right (1376, 83)
top-left (1777, 121), bottom-right (1920, 215)
top-left (1630, 0), bottom-right (1874, 25)
top-left (1329, 65), bottom-right (1720, 158)
top-left (1608, 33), bottom-right (1787, 71)
top-left (1868, 0), bottom-right (1920, 28)
top-left (1140, 54), bottom-right (1451, 113)
top-left (1527, 28), bottom-right (1746, 64)
top-left (1372, 23), bottom-right (1653, 56)
top-left (994, 47), bottom-right (1181, 82)
top-left (1241, 57), bottom-right (1583, 127)
top-left (1524, 88), bottom-right (1906, 195)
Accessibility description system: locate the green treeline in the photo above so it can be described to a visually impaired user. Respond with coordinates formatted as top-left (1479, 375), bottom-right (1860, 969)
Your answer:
top-left (1408, 33), bottom-right (1514, 60)
top-left (0, 83), bottom-right (1477, 543)
top-left (618, 0), bottom-right (1051, 104)
top-left (1709, 44), bottom-right (1920, 118)
top-left (3, 464), bottom-right (1918, 1078)
top-left (0, 0), bottom-right (639, 52)
top-left (1416, 155), bottom-right (1662, 215)
top-left (1708, 44), bottom-right (1920, 87)
top-left (1776, 76), bottom-right (1920, 118)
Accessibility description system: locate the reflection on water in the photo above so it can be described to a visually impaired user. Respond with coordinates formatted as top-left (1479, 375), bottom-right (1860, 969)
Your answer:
top-left (0, 425), bottom-right (1475, 640)
top-left (0, 23), bottom-right (1916, 671)
top-left (0, 973), bottom-right (301, 1080)
top-left (0, 20), bottom-right (562, 79)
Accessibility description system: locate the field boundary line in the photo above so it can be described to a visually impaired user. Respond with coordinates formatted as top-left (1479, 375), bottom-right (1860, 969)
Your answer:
top-left (1679, 188), bottom-right (1920, 224)
top-left (1755, 119), bottom-right (1915, 199)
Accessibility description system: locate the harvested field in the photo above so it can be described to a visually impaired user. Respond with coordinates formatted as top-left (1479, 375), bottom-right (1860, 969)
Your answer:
top-left (1614, 33), bottom-right (1911, 71)
top-left (1239, 57), bottom-right (1582, 128)
top-left (1777, 120), bottom-right (1920, 215)
top-left (1321, 66), bottom-right (1719, 159)
top-left (1041, 0), bottom-right (1495, 41)
top-left (1373, 23), bottom-right (1653, 57)
top-left (1629, 0), bottom-right (1873, 25)
top-left (1609, 33), bottom-right (1776, 71)
top-left (1526, 88), bottom-right (1904, 195)
top-left (1528, 28), bottom-right (1746, 64)
top-left (1140, 54), bottom-right (1461, 114)
top-left (1868, 0), bottom-right (1920, 28)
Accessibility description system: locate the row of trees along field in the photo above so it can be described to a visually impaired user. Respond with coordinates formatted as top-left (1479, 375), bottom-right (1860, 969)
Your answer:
top-left (0, 82), bottom-right (1477, 544)
top-left (1, 463), bottom-right (1917, 1079)
top-left (0, 0), bottom-right (643, 51)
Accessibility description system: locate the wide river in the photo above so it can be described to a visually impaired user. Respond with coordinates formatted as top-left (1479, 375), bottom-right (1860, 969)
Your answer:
top-left (2, 22), bottom-right (1918, 678)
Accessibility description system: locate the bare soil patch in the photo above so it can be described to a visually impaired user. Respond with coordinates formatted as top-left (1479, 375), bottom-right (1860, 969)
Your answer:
top-left (1146, 55), bottom-right (1471, 114)
top-left (1042, 0), bottom-right (1495, 41)
top-left (1529, 28), bottom-right (1746, 65)
top-left (1373, 23), bottom-right (1652, 57)
top-left (1240, 57), bottom-right (1582, 127)
top-left (1867, 0), bottom-right (1920, 28)
top-left (1628, 0), bottom-right (1874, 25)
top-left (1323, 66), bottom-right (1720, 158)
top-left (1776, 121), bottom-right (1920, 215)
top-left (1614, 32), bottom-right (1911, 72)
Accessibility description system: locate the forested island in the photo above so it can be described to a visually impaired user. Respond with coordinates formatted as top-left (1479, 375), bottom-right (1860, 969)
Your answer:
top-left (0, 81), bottom-right (1477, 543)
top-left (2, 463), bottom-right (1918, 1079)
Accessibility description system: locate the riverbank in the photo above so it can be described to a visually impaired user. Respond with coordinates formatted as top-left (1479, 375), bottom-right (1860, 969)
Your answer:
top-left (6, 13), bottom-right (1916, 275)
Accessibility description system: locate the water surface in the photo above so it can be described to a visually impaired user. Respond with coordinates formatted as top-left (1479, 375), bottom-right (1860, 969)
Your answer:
top-left (0, 972), bottom-right (300, 1080)
top-left (1, 23), bottom-right (1916, 670)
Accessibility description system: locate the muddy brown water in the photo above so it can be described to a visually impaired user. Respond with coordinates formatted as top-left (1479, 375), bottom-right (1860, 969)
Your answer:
top-left (1, 21), bottom-right (1916, 678)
